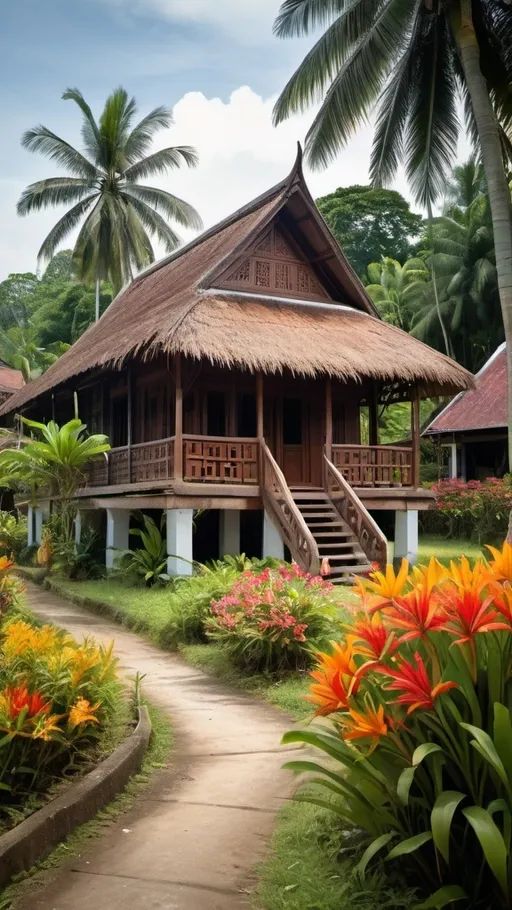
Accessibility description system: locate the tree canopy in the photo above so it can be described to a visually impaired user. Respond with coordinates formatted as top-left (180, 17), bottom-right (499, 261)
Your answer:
top-left (316, 185), bottom-right (422, 278)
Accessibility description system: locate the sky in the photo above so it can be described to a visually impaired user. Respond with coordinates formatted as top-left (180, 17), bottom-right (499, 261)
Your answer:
top-left (0, 0), bottom-right (472, 283)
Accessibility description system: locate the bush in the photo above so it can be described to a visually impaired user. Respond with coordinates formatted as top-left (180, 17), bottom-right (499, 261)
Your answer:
top-left (0, 567), bottom-right (122, 819)
top-left (116, 515), bottom-right (170, 586)
top-left (0, 511), bottom-right (28, 563)
top-left (285, 545), bottom-right (512, 908)
top-left (421, 477), bottom-right (512, 542)
top-left (208, 564), bottom-right (338, 672)
top-left (159, 562), bottom-right (240, 648)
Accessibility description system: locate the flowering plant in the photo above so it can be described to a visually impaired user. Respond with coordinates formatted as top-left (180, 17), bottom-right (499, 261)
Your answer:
top-left (208, 564), bottom-right (338, 672)
top-left (423, 477), bottom-right (512, 541)
top-left (283, 544), bottom-right (512, 908)
top-left (0, 606), bottom-right (121, 816)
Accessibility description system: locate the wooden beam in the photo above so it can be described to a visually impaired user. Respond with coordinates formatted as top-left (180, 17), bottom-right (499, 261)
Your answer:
top-left (256, 372), bottom-right (264, 440)
top-left (174, 353), bottom-right (183, 480)
top-left (127, 367), bottom-right (133, 483)
top-left (325, 377), bottom-right (332, 462)
top-left (411, 390), bottom-right (421, 488)
top-left (369, 384), bottom-right (379, 446)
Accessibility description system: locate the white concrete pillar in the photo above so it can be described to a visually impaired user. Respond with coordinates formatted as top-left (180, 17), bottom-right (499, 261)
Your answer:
top-left (449, 442), bottom-right (458, 479)
top-left (106, 508), bottom-right (130, 570)
top-left (34, 508), bottom-right (44, 546)
top-left (75, 511), bottom-right (82, 545)
top-left (394, 510), bottom-right (419, 565)
top-left (166, 509), bottom-right (193, 576)
top-left (219, 510), bottom-right (240, 557)
top-left (27, 506), bottom-right (34, 547)
top-left (262, 511), bottom-right (285, 561)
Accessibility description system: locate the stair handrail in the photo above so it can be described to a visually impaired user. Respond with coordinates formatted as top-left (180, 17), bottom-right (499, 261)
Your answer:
top-left (323, 453), bottom-right (387, 569)
top-left (260, 441), bottom-right (320, 575)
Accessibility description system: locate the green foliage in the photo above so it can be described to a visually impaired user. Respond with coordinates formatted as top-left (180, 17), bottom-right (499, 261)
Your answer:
top-left (365, 257), bottom-right (428, 330)
top-left (0, 512), bottom-right (28, 562)
top-left (207, 564), bottom-right (338, 672)
top-left (159, 563), bottom-right (241, 648)
top-left (18, 86), bottom-right (202, 293)
top-left (53, 526), bottom-right (105, 580)
top-left (116, 515), bottom-right (170, 586)
top-left (421, 478), bottom-right (512, 543)
top-left (316, 186), bottom-right (422, 278)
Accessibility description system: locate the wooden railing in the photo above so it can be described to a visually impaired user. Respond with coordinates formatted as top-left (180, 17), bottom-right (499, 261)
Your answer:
top-left (332, 444), bottom-right (413, 487)
top-left (183, 435), bottom-right (259, 483)
top-left (261, 442), bottom-right (320, 575)
top-left (85, 437), bottom-right (175, 487)
top-left (324, 455), bottom-right (387, 568)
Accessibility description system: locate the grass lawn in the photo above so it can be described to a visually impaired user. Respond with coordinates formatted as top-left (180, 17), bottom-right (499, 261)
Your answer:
top-left (387, 533), bottom-right (485, 565)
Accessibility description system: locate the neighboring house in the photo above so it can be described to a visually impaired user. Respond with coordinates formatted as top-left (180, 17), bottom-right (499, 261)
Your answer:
top-left (0, 149), bottom-right (473, 577)
top-left (423, 342), bottom-right (507, 481)
top-left (0, 360), bottom-right (24, 407)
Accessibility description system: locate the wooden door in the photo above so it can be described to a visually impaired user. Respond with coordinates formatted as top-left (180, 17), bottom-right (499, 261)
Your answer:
top-left (282, 397), bottom-right (309, 485)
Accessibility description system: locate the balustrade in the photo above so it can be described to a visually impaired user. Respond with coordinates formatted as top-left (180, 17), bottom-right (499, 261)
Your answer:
top-left (332, 444), bottom-right (413, 487)
top-left (183, 435), bottom-right (259, 483)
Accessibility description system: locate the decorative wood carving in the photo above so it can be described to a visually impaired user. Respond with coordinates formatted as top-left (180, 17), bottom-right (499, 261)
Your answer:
top-left (183, 435), bottom-right (259, 483)
top-left (219, 223), bottom-right (330, 301)
top-left (332, 444), bottom-right (413, 487)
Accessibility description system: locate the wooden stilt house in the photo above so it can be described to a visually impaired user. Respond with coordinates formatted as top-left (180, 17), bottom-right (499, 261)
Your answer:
top-left (0, 149), bottom-right (473, 580)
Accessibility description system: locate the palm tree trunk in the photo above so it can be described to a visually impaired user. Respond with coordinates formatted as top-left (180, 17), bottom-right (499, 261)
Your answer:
top-left (95, 277), bottom-right (100, 322)
top-left (454, 1), bottom-right (512, 467)
top-left (427, 203), bottom-right (452, 358)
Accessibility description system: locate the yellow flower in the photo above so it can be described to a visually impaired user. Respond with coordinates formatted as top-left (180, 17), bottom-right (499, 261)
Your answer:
top-left (32, 713), bottom-right (63, 741)
top-left (68, 697), bottom-right (100, 728)
top-left (486, 542), bottom-right (512, 582)
top-left (358, 558), bottom-right (410, 607)
top-left (409, 557), bottom-right (446, 595)
top-left (2, 619), bottom-right (37, 656)
top-left (340, 703), bottom-right (388, 755)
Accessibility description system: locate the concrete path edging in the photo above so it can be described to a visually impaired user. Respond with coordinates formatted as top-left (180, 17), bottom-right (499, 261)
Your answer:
top-left (0, 705), bottom-right (151, 888)
top-left (16, 582), bottom-right (299, 910)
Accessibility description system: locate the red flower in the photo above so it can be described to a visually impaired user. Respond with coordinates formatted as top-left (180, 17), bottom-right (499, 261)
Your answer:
top-left (439, 587), bottom-right (511, 647)
top-left (4, 684), bottom-right (51, 719)
top-left (378, 653), bottom-right (457, 714)
top-left (345, 613), bottom-right (399, 662)
top-left (385, 587), bottom-right (445, 642)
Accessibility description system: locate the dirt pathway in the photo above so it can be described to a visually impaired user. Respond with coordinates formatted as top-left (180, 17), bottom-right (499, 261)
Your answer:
top-left (17, 583), bottom-right (298, 910)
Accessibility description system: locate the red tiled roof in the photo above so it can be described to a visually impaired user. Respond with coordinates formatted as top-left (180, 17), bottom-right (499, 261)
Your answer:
top-left (425, 343), bottom-right (507, 434)
top-left (0, 365), bottom-right (24, 394)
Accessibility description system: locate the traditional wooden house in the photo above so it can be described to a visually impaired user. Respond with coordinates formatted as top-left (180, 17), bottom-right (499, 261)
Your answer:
top-left (424, 342), bottom-right (508, 480)
top-left (0, 360), bottom-right (24, 407)
top-left (0, 150), bottom-right (473, 579)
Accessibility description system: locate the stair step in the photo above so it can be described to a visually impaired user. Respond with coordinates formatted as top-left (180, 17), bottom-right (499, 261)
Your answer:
top-left (317, 542), bottom-right (354, 550)
top-left (313, 530), bottom-right (350, 538)
top-left (292, 492), bottom-right (330, 501)
top-left (329, 564), bottom-right (371, 576)
top-left (299, 510), bottom-right (336, 518)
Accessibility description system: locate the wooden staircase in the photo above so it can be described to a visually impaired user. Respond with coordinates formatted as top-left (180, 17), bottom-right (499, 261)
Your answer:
top-left (289, 487), bottom-right (371, 583)
top-left (260, 442), bottom-right (388, 584)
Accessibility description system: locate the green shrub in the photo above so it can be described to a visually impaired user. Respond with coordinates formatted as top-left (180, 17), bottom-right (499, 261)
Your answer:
top-left (207, 564), bottom-right (338, 672)
top-left (159, 563), bottom-right (240, 648)
top-left (421, 477), bottom-right (512, 542)
top-left (0, 511), bottom-right (28, 563)
top-left (116, 515), bottom-right (170, 586)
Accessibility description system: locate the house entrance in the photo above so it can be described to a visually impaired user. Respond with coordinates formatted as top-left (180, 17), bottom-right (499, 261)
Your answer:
top-left (282, 397), bottom-right (309, 485)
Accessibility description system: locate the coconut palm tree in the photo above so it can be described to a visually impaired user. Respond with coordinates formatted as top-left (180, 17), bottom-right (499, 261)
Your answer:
top-left (273, 0), bottom-right (512, 459)
top-left (18, 87), bottom-right (202, 314)
top-left (365, 257), bottom-right (428, 330)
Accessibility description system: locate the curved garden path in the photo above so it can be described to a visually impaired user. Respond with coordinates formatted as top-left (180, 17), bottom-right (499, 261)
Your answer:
top-left (18, 582), bottom-right (299, 910)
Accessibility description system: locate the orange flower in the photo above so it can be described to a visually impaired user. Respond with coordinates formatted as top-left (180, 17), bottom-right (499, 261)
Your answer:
top-left (3, 684), bottom-right (51, 719)
top-left (486, 542), bottom-right (512, 582)
top-left (384, 587), bottom-right (445, 642)
top-left (379, 652), bottom-right (457, 714)
top-left (345, 613), bottom-right (399, 661)
top-left (68, 697), bottom-right (100, 727)
top-left (409, 557), bottom-right (446, 594)
top-left (320, 557), bottom-right (331, 577)
top-left (446, 555), bottom-right (490, 591)
top-left (0, 556), bottom-right (14, 574)
top-left (341, 703), bottom-right (388, 753)
top-left (489, 581), bottom-right (512, 622)
top-left (363, 559), bottom-right (410, 609)
top-left (32, 713), bottom-right (63, 741)
top-left (305, 639), bottom-right (359, 716)
top-left (439, 586), bottom-right (511, 647)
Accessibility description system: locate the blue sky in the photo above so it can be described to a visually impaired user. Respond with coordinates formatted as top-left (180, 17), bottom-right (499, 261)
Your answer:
top-left (1, 0), bottom-right (471, 282)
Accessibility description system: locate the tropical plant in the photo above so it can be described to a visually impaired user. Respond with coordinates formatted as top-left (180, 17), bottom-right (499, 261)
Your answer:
top-left (116, 514), bottom-right (170, 586)
top-left (422, 477), bottom-right (512, 543)
top-left (0, 512), bottom-right (28, 563)
top-left (0, 417), bottom-right (110, 551)
top-left (208, 564), bottom-right (338, 672)
top-left (0, 602), bottom-right (121, 817)
top-left (365, 257), bottom-right (429, 331)
top-left (159, 562), bottom-right (242, 648)
top-left (18, 86), bottom-right (202, 300)
top-left (273, 0), bottom-right (512, 461)
top-left (283, 545), bottom-right (512, 907)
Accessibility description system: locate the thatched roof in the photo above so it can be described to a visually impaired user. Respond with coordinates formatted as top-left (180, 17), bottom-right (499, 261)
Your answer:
top-left (0, 148), bottom-right (474, 415)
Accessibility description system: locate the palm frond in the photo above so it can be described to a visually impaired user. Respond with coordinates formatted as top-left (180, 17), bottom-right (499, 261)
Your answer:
top-left (273, 0), bottom-right (348, 37)
top-left (21, 126), bottom-right (97, 180)
top-left (121, 193), bottom-right (181, 250)
top-left (17, 177), bottom-right (93, 216)
top-left (273, 0), bottom-right (380, 127)
top-left (404, 10), bottom-right (459, 206)
top-left (370, 0), bottom-right (423, 187)
top-left (37, 195), bottom-right (98, 264)
top-left (124, 105), bottom-right (174, 162)
top-left (124, 184), bottom-right (203, 230)
top-left (122, 146), bottom-right (198, 181)
top-left (62, 87), bottom-right (101, 162)
top-left (305, 0), bottom-right (416, 169)
top-left (98, 87), bottom-right (137, 173)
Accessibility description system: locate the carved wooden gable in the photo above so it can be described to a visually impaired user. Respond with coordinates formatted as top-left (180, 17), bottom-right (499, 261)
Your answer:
top-left (218, 223), bottom-right (330, 301)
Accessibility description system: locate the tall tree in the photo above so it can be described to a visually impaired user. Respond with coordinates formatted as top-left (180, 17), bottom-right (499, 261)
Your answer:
top-left (316, 185), bottom-right (422, 277)
top-left (365, 256), bottom-right (428, 330)
top-left (273, 0), bottom-right (512, 460)
top-left (18, 87), bottom-right (202, 306)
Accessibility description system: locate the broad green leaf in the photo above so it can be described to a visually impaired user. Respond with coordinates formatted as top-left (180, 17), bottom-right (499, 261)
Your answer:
top-left (387, 831), bottom-right (433, 860)
top-left (414, 885), bottom-right (467, 908)
top-left (460, 723), bottom-right (511, 796)
top-left (357, 833), bottom-right (395, 876)
top-left (412, 743), bottom-right (444, 766)
top-left (463, 805), bottom-right (509, 896)
top-left (431, 791), bottom-right (466, 863)
top-left (493, 703), bottom-right (512, 786)
top-left (397, 766), bottom-right (416, 805)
